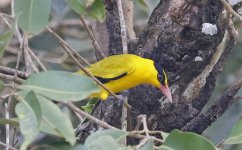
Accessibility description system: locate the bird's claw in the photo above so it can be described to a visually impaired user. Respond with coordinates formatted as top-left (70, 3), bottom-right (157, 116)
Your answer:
top-left (117, 90), bottom-right (129, 106)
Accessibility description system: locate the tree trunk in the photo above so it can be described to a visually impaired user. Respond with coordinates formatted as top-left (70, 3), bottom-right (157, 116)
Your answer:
top-left (76, 0), bottom-right (239, 142)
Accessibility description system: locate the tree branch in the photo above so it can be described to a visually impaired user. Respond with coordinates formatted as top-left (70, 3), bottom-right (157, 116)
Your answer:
top-left (79, 16), bottom-right (106, 59)
top-left (116, 0), bottom-right (128, 54)
top-left (121, 0), bottom-right (136, 40)
top-left (182, 31), bottom-right (229, 102)
top-left (182, 78), bottom-right (242, 133)
top-left (65, 102), bottom-right (117, 129)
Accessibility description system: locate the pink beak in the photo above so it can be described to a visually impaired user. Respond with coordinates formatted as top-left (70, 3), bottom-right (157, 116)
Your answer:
top-left (160, 85), bottom-right (172, 103)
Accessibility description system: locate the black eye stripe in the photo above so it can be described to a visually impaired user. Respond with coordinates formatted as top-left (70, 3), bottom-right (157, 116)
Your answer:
top-left (157, 74), bottom-right (164, 82)
top-left (154, 62), bottom-right (163, 74)
top-left (154, 62), bottom-right (167, 85)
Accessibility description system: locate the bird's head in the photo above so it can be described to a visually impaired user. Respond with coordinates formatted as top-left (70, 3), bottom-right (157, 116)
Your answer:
top-left (153, 62), bottom-right (172, 103)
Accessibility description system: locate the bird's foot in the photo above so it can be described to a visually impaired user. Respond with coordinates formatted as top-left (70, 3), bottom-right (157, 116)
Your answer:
top-left (116, 95), bottom-right (125, 106)
top-left (117, 90), bottom-right (129, 107)
top-left (122, 90), bottom-right (130, 97)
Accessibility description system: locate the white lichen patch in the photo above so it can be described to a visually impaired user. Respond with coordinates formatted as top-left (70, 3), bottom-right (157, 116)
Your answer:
top-left (195, 56), bottom-right (203, 61)
top-left (202, 23), bottom-right (218, 36)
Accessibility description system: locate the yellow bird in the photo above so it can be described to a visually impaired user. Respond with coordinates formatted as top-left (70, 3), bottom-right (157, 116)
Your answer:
top-left (77, 54), bottom-right (172, 102)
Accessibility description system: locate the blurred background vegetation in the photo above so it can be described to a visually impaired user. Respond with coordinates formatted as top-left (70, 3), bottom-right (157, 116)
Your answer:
top-left (0, 0), bottom-right (242, 149)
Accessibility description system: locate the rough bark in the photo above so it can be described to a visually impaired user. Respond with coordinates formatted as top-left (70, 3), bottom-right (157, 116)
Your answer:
top-left (76, 0), bottom-right (240, 142)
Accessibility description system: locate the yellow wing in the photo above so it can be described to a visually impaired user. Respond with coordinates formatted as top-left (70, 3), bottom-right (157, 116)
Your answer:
top-left (77, 54), bottom-right (139, 82)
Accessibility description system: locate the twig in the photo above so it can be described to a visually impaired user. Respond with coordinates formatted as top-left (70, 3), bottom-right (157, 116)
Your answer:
top-left (0, 14), bottom-right (12, 29)
top-left (65, 102), bottom-right (117, 129)
top-left (220, 0), bottom-right (242, 21)
top-left (128, 132), bottom-right (164, 143)
top-left (0, 73), bottom-right (24, 83)
top-left (115, 0), bottom-right (129, 137)
top-left (131, 130), bottom-right (165, 135)
top-left (216, 139), bottom-right (225, 148)
top-left (121, 98), bottom-right (128, 130)
top-left (28, 48), bottom-right (47, 71)
top-left (0, 13), bottom-right (13, 19)
top-left (67, 102), bottom-right (162, 144)
top-left (139, 115), bottom-right (150, 138)
top-left (11, 128), bottom-right (18, 147)
top-left (46, 27), bottom-right (91, 66)
top-left (0, 141), bottom-right (18, 150)
top-left (5, 5), bottom-right (21, 145)
top-left (22, 34), bottom-right (39, 74)
top-left (0, 93), bottom-right (15, 100)
top-left (79, 16), bottom-right (106, 59)
top-left (228, 18), bottom-right (239, 40)
top-left (134, 116), bottom-right (142, 131)
top-left (136, 138), bottom-right (148, 149)
top-left (0, 66), bottom-right (28, 79)
top-left (233, 95), bottom-right (242, 101)
top-left (11, 0), bottom-right (15, 18)
top-left (14, 14), bottom-right (39, 75)
top-left (116, 0), bottom-right (128, 54)
top-left (5, 103), bottom-right (10, 150)
top-left (134, 115), bottom-right (162, 149)
top-left (7, 82), bottom-right (18, 149)
top-left (121, 97), bottom-right (128, 145)
top-left (130, 131), bottom-right (164, 143)
top-left (59, 43), bottom-right (116, 97)
top-left (15, 49), bottom-right (22, 70)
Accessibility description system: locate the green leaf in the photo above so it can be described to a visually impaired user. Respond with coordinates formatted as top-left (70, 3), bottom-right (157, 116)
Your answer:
top-left (15, 91), bottom-right (42, 150)
top-left (67, 0), bottom-right (85, 14)
top-left (85, 0), bottom-right (95, 7)
top-left (137, 0), bottom-right (149, 10)
top-left (37, 94), bottom-right (76, 145)
top-left (140, 139), bottom-right (154, 150)
top-left (52, 0), bottom-right (69, 17)
top-left (81, 104), bottom-right (95, 113)
top-left (39, 117), bottom-right (62, 137)
top-left (50, 143), bottom-right (87, 150)
top-left (85, 129), bottom-right (128, 146)
top-left (158, 145), bottom-right (174, 150)
top-left (86, 135), bottom-right (124, 150)
top-left (0, 118), bottom-right (19, 127)
top-left (160, 129), bottom-right (216, 150)
top-left (159, 131), bottom-right (169, 141)
top-left (18, 71), bottom-right (100, 101)
top-left (28, 143), bottom-right (87, 150)
top-left (0, 31), bottom-right (12, 58)
top-left (15, 0), bottom-right (51, 34)
top-left (67, 0), bottom-right (105, 22)
top-left (87, 0), bottom-right (105, 22)
top-left (224, 120), bottom-right (242, 144)
top-left (81, 98), bottom-right (99, 113)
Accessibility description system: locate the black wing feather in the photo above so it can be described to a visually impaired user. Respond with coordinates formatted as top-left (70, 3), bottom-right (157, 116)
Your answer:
top-left (95, 72), bottom-right (127, 84)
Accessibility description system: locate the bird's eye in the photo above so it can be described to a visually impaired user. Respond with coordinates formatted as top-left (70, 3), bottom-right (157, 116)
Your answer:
top-left (157, 74), bottom-right (164, 83)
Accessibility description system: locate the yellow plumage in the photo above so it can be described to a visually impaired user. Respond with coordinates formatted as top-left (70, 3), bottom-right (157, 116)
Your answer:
top-left (77, 54), bottom-right (161, 100)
